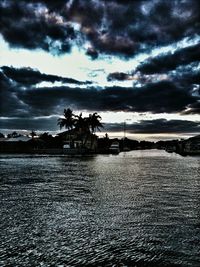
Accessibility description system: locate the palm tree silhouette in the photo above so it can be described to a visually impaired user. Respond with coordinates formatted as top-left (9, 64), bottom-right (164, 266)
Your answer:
top-left (58, 109), bottom-right (103, 150)
top-left (86, 113), bottom-right (103, 149)
top-left (0, 132), bottom-right (5, 138)
top-left (74, 113), bottom-right (89, 133)
top-left (58, 108), bottom-right (77, 148)
top-left (57, 108), bottom-right (75, 130)
top-left (88, 112), bottom-right (103, 133)
top-left (30, 130), bottom-right (37, 139)
top-left (7, 131), bottom-right (21, 138)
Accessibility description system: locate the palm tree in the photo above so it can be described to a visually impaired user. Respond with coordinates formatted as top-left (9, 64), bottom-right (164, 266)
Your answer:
top-left (57, 108), bottom-right (77, 148)
top-left (57, 108), bottom-right (75, 130)
top-left (85, 112), bottom-right (103, 150)
top-left (74, 113), bottom-right (90, 133)
top-left (88, 112), bottom-right (103, 133)
top-left (57, 109), bottom-right (103, 150)
top-left (30, 130), bottom-right (37, 139)
top-left (7, 131), bottom-right (21, 138)
top-left (0, 132), bottom-right (5, 138)
top-left (72, 113), bottom-right (89, 148)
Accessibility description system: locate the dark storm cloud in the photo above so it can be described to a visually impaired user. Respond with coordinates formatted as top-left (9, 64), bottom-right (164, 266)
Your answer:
top-left (1, 72), bottom-right (199, 118)
top-left (0, 0), bottom-right (75, 54)
top-left (1, 66), bottom-right (91, 85)
top-left (0, 72), bottom-right (29, 118)
top-left (177, 68), bottom-right (200, 86)
top-left (73, 0), bottom-right (200, 57)
top-left (35, 0), bottom-right (69, 11)
top-left (137, 43), bottom-right (200, 74)
top-left (0, 0), bottom-right (200, 56)
top-left (182, 102), bottom-right (200, 115)
top-left (0, 116), bottom-right (58, 131)
top-left (1, 117), bottom-right (200, 134)
top-left (1, 69), bottom-right (200, 131)
top-left (107, 72), bottom-right (129, 81)
top-left (105, 119), bottom-right (200, 134)
top-left (107, 61), bottom-right (200, 93)
top-left (171, 67), bottom-right (200, 112)
top-left (86, 47), bottom-right (99, 60)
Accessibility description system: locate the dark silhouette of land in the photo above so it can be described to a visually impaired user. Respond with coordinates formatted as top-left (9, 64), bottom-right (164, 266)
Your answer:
top-left (0, 131), bottom-right (199, 156)
top-left (0, 109), bottom-right (199, 155)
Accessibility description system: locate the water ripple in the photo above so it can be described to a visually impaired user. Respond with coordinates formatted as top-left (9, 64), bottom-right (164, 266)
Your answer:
top-left (0, 150), bottom-right (200, 266)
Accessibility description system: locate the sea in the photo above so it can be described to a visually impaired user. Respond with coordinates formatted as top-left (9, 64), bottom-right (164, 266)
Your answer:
top-left (0, 150), bottom-right (200, 267)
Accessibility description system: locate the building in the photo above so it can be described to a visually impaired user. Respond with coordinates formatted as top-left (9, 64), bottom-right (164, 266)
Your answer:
top-left (184, 135), bottom-right (200, 154)
top-left (58, 128), bottom-right (98, 152)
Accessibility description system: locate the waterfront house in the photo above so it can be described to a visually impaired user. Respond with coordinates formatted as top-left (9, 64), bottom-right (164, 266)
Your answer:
top-left (58, 128), bottom-right (98, 152)
top-left (184, 135), bottom-right (200, 154)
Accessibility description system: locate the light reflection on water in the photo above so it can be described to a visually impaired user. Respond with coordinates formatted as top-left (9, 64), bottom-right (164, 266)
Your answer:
top-left (0, 150), bottom-right (200, 267)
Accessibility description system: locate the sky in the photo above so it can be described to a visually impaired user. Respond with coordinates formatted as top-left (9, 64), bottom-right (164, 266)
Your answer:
top-left (0, 0), bottom-right (200, 140)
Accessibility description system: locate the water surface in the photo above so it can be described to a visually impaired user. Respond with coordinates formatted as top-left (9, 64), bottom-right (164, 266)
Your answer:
top-left (0, 150), bottom-right (200, 266)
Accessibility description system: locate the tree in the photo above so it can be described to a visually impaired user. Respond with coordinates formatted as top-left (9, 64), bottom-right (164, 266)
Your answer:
top-left (58, 109), bottom-right (103, 134)
top-left (57, 108), bottom-right (75, 130)
top-left (7, 131), bottom-right (21, 138)
top-left (39, 132), bottom-right (54, 148)
top-left (57, 109), bottom-right (103, 149)
top-left (104, 133), bottom-right (109, 140)
top-left (88, 112), bottom-right (103, 133)
top-left (39, 132), bottom-right (52, 141)
top-left (83, 112), bottom-right (103, 149)
top-left (0, 132), bottom-right (5, 138)
top-left (57, 108), bottom-right (77, 148)
top-left (30, 130), bottom-right (37, 138)
top-left (74, 113), bottom-right (90, 133)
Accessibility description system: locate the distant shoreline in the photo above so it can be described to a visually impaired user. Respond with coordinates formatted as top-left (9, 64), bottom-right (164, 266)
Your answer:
top-left (0, 148), bottom-right (200, 157)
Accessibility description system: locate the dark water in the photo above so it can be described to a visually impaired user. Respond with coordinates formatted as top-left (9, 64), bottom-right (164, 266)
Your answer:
top-left (0, 150), bottom-right (200, 267)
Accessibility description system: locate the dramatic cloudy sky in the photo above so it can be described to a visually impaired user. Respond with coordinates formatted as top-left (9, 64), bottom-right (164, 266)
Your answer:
top-left (0, 0), bottom-right (200, 140)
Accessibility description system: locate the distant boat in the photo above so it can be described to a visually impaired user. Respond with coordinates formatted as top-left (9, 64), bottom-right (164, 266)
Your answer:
top-left (109, 141), bottom-right (120, 154)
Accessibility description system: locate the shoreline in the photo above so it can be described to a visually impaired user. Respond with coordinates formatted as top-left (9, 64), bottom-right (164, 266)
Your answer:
top-left (1, 148), bottom-right (200, 156)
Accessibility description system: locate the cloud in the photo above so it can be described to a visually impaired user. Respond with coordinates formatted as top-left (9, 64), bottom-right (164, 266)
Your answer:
top-left (1, 66), bottom-right (91, 85)
top-left (1, 117), bottom-right (199, 134)
top-left (177, 68), bottom-right (200, 86)
top-left (0, 0), bottom-right (200, 57)
top-left (82, 0), bottom-right (200, 57)
top-left (0, 116), bottom-right (58, 131)
top-left (107, 72), bottom-right (130, 81)
top-left (1, 0), bottom-right (199, 136)
top-left (0, 72), bottom-right (29, 118)
top-left (137, 43), bottom-right (200, 74)
top-left (1, 68), bottom-right (199, 133)
top-left (86, 47), bottom-right (99, 60)
top-left (105, 119), bottom-right (200, 134)
top-left (1, 70), bottom-right (199, 119)
top-left (182, 101), bottom-right (200, 115)
top-left (0, 1), bottom-right (75, 54)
